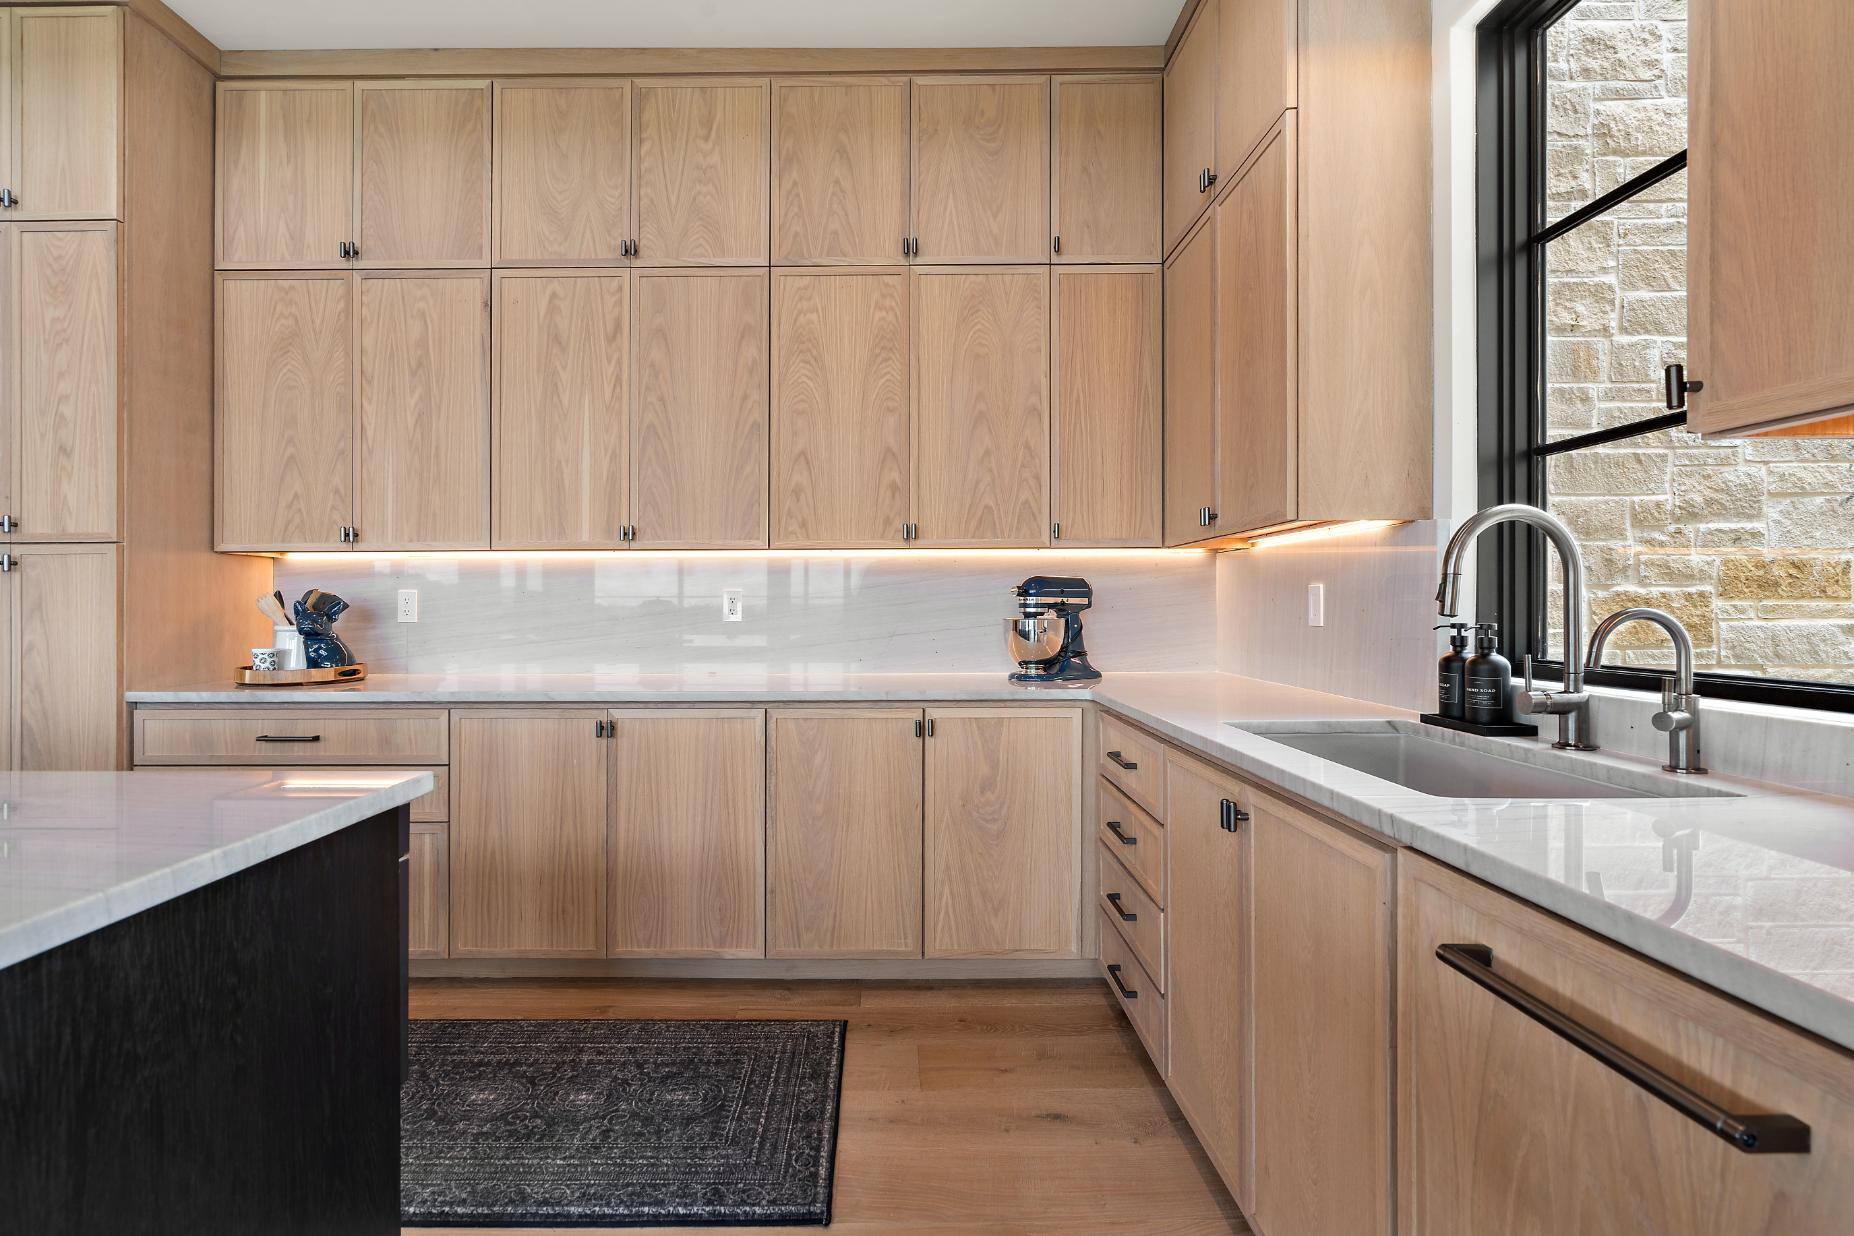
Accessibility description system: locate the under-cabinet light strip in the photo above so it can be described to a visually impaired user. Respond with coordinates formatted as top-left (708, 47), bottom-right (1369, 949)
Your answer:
top-left (1244, 520), bottom-right (1406, 550)
top-left (278, 548), bottom-right (1212, 562)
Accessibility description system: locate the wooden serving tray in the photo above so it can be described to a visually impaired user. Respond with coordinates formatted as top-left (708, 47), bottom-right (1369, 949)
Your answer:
top-left (233, 663), bottom-right (368, 687)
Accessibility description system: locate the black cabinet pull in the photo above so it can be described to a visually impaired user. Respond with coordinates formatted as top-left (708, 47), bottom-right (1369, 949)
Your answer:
top-left (1105, 750), bottom-right (1137, 771)
top-left (1219, 798), bottom-right (1249, 832)
top-left (254, 734), bottom-right (322, 744)
top-left (1436, 943), bottom-right (1811, 1155)
top-left (1106, 892), bottom-right (1136, 923)
top-left (1105, 819), bottom-right (1137, 845)
top-left (1106, 963), bottom-right (1138, 1000)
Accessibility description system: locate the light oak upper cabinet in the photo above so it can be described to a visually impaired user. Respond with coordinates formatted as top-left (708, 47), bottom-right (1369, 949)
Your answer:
top-left (1217, 0), bottom-right (1296, 182)
top-left (450, 710), bottom-right (609, 958)
top-left (911, 267), bottom-right (1049, 547)
top-left (1163, 0), bottom-right (1218, 255)
top-left (924, 706), bottom-right (1082, 958)
top-left (356, 272), bottom-right (490, 549)
top-left (355, 81), bottom-right (491, 267)
top-left (214, 271), bottom-right (353, 552)
top-left (5, 543), bottom-right (118, 771)
top-left (910, 77), bottom-right (1049, 263)
top-left (1689, 0), bottom-right (1854, 436)
top-left (1052, 76), bottom-right (1162, 264)
top-left (492, 269), bottom-right (629, 548)
top-left (216, 82), bottom-right (354, 268)
top-left (2, 6), bottom-right (121, 222)
top-left (772, 77), bottom-right (910, 265)
top-left (767, 708), bottom-right (923, 959)
top-left (633, 79), bottom-right (769, 266)
top-left (492, 79), bottom-right (631, 266)
top-left (771, 268), bottom-right (910, 547)
top-left (630, 268), bottom-right (769, 548)
top-left (1164, 215), bottom-right (1217, 545)
top-left (1051, 267), bottom-right (1161, 546)
top-left (607, 709), bottom-right (766, 958)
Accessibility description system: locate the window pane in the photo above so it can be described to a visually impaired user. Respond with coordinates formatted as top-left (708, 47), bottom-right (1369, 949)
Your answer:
top-left (1544, 0), bottom-right (1688, 225)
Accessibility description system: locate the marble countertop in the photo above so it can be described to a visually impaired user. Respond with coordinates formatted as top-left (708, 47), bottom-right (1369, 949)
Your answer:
top-left (0, 769), bottom-right (433, 970)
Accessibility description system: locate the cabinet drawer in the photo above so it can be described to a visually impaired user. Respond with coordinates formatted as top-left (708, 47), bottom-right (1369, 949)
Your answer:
top-left (1100, 907), bottom-right (1165, 1073)
top-left (133, 709), bottom-right (450, 765)
top-left (1098, 711), bottom-right (1165, 818)
top-left (1097, 840), bottom-right (1164, 989)
top-left (1097, 775), bottom-right (1164, 904)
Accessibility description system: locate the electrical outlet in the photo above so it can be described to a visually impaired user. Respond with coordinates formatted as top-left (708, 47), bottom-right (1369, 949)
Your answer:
top-left (721, 589), bottom-right (744, 622)
top-left (1306, 583), bottom-right (1325, 628)
top-left (397, 589), bottom-right (419, 623)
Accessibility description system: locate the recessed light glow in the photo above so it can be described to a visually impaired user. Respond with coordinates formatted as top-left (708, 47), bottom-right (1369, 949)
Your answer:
top-left (276, 547), bottom-right (1212, 562)
top-left (1246, 520), bottom-right (1404, 550)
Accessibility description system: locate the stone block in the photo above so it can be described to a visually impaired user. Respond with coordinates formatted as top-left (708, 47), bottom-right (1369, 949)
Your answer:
top-left (1552, 449), bottom-right (1670, 497)
top-left (1619, 245), bottom-right (1686, 292)
top-left (1769, 497), bottom-right (1854, 549)
top-left (1619, 290), bottom-right (1687, 336)
top-left (1696, 523), bottom-right (1766, 550)
top-left (1547, 86), bottom-right (1592, 138)
top-left (1592, 98), bottom-right (1686, 155)
top-left (1766, 463), bottom-right (1854, 495)
top-left (1608, 337), bottom-right (1664, 383)
top-left (1548, 278), bottom-right (1618, 335)
top-left (1548, 339), bottom-right (1607, 383)
top-left (1618, 219), bottom-right (1686, 246)
top-left (1720, 621), bottom-right (1854, 668)
top-left (1720, 555), bottom-right (1853, 600)
top-left (1638, 554), bottom-right (1716, 586)
top-left (1550, 218), bottom-right (1616, 274)
top-left (1547, 143), bottom-right (1594, 201)
top-left (1671, 467), bottom-right (1764, 522)
top-left (1589, 586), bottom-right (1717, 647)
top-left (1567, 23), bottom-right (1666, 83)
top-left (1553, 496), bottom-right (1631, 543)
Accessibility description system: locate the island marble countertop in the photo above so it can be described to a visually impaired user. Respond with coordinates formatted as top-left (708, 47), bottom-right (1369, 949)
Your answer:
top-left (0, 769), bottom-right (433, 970)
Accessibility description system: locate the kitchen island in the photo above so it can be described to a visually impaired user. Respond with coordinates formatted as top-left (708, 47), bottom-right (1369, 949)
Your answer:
top-left (0, 769), bottom-right (432, 1236)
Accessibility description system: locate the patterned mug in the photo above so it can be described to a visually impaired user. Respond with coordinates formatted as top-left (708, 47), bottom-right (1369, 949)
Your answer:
top-left (251, 648), bottom-right (281, 672)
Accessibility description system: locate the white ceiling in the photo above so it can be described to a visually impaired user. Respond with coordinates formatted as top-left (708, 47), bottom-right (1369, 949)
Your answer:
top-left (171, 0), bottom-right (1186, 51)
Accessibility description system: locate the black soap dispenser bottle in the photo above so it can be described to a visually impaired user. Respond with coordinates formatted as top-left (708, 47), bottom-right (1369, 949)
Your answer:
top-left (1463, 622), bottom-right (1515, 727)
top-left (1436, 622), bottom-right (1472, 720)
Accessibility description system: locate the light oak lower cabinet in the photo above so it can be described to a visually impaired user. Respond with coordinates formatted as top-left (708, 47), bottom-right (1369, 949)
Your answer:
top-left (923, 706), bottom-right (1083, 958)
top-left (407, 822), bottom-right (450, 959)
top-left (767, 707), bottom-right (923, 958)
top-left (3, 543), bottom-right (118, 771)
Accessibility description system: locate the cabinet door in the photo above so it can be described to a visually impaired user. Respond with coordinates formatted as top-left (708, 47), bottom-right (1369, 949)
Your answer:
top-left (216, 81), bottom-right (355, 268)
top-left (1052, 76), bottom-right (1162, 264)
top-left (607, 709), bottom-right (766, 958)
top-left (771, 268), bottom-right (909, 547)
top-left (450, 710), bottom-right (608, 957)
top-left (1251, 790), bottom-right (1393, 1236)
top-left (214, 272), bottom-right (352, 552)
top-left (407, 823), bottom-right (449, 959)
top-left (1217, 0), bottom-right (1295, 183)
top-left (1690, 0), bottom-right (1854, 436)
top-left (924, 706), bottom-right (1082, 958)
top-left (633, 78), bottom-right (769, 266)
top-left (356, 272), bottom-right (490, 549)
top-left (1163, 216), bottom-right (1217, 545)
top-left (630, 268), bottom-right (768, 548)
top-left (492, 270), bottom-right (629, 549)
top-left (1052, 266), bottom-right (1161, 546)
top-left (1163, 0), bottom-right (1218, 255)
top-left (911, 267), bottom-right (1049, 547)
top-left (772, 77), bottom-right (909, 265)
top-left (1215, 116), bottom-right (1297, 536)
top-left (1163, 751), bottom-right (1252, 1210)
top-left (768, 708), bottom-right (923, 959)
top-left (10, 6), bottom-right (119, 221)
top-left (910, 76), bottom-right (1049, 263)
top-left (492, 79), bottom-right (630, 266)
top-left (12, 222), bottom-right (116, 541)
top-left (355, 81), bottom-right (491, 267)
top-left (14, 542), bottom-right (117, 770)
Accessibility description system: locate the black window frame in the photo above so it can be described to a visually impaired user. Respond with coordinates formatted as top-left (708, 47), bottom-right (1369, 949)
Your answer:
top-left (1476, 0), bottom-right (1854, 715)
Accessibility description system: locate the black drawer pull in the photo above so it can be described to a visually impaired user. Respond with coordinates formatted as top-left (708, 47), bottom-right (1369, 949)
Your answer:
top-left (1106, 963), bottom-right (1138, 1000)
top-left (1437, 943), bottom-right (1811, 1155)
top-left (254, 734), bottom-right (323, 744)
top-left (1219, 798), bottom-right (1250, 832)
top-left (1105, 750), bottom-right (1138, 771)
top-left (1105, 819), bottom-right (1138, 845)
top-left (1106, 892), bottom-right (1137, 923)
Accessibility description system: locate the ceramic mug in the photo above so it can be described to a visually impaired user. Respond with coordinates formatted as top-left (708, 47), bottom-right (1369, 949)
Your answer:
top-left (251, 648), bottom-right (281, 672)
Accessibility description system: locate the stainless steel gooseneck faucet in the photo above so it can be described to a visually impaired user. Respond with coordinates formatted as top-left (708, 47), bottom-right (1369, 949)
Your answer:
top-left (1587, 607), bottom-right (1707, 774)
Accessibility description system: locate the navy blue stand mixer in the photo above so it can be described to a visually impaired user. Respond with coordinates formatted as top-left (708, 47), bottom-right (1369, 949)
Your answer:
top-left (1005, 576), bottom-right (1101, 684)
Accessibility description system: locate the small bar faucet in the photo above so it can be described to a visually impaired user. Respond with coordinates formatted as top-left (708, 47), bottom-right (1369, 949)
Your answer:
top-left (1436, 504), bottom-right (1595, 750)
top-left (1587, 607), bottom-right (1707, 774)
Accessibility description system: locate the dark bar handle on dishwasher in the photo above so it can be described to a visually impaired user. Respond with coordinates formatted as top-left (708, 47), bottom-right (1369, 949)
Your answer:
top-left (1436, 943), bottom-right (1811, 1154)
top-left (1105, 819), bottom-right (1138, 845)
top-left (1106, 963), bottom-right (1138, 1000)
top-left (1106, 892), bottom-right (1137, 922)
top-left (1105, 750), bottom-right (1138, 771)
top-left (254, 734), bottom-right (323, 743)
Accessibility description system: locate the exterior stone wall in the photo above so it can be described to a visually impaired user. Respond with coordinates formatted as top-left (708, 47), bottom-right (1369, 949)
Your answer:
top-left (1542, 0), bottom-right (1854, 684)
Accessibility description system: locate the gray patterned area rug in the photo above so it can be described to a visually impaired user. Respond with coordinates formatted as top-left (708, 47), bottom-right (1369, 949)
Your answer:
top-left (401, 1018), bottom-right (847, 1227)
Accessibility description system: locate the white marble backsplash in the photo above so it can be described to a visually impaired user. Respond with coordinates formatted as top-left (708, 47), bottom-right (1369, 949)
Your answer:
top-left (270, 552), bottom-right (1217, 676)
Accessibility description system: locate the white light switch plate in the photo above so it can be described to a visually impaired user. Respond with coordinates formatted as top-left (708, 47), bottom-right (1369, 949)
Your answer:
top-left (1307, 583), bottom-right (1325, 627)
top-left (397, 589), bottom-right (418, 622)
top-left (721, 589), bottom-right (744, 622)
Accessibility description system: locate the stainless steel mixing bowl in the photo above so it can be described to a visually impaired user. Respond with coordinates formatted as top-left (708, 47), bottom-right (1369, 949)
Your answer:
top-left (1005, 615), bottom-right (1066, 665)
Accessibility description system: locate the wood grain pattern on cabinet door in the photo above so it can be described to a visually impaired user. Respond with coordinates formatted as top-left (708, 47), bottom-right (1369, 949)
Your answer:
top-left (1163, 0), bottom-right (1217, 255)
top-left (215, 82), bottom-right (355, 269)
top-left (493, 79), bottom-right (630, 266)
top-left (450, 710), bottom-right (609, 957)
top-left (1163, 214), bottom-right (1217, 546)
top-left (1215, 117), bottom-right (1297, 536)
top-left (214, 272), bottom-right (353, 552)
top-left (910, 76), bottom-right (1050, 263)
top-left (633, 78), bottom-right (769, 266)
top-left (910, 266), bottom-right (1049, 547)
top-left (0, 551), bottom-right (11, 767)
top-left (630, 268), bottom-right (768, 548)
top-left (1399, 852), bottom-right (1854, 1236)
top-left (607, 708), bottom-right (767, 959)
top-left (1217, 0), bottom-right (1295, 182)
top-left (354, 80), bottom-right (491, 267)
top-left (767, 708), bottom-right (923, 959)
top-left (492, 270), bottom-right (629, 549)
top-left (771, 268), bottom-right (909, 547)
top-left (11, 7), bottom-right (120, 221)
top-left (356, 271), bottom-right (490, 549)
top-left (1162, 750), bottom-right (1252, 1210)
top-left (1251, 791), bottom-right (1393, 1236)
top-left (923, 706), bottom-right (1083, 959)
top-left (1051, 76), bottom-right (1162, 264)
top-left (13, 222), bottom-right (117, 542)
top-left (407, 823), bottom-right (449, 959)
top-left (771, 77), bottom-right (909, 265)
top-left (14, 543), bottom-right (118, 771)
top-left (1051, 266), bottom-right (1161, 546)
